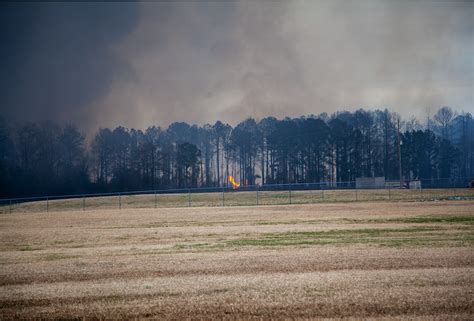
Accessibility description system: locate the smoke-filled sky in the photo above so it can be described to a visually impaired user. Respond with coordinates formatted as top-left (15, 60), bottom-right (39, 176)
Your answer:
top-left (1, 0), bottom-right (473, 134)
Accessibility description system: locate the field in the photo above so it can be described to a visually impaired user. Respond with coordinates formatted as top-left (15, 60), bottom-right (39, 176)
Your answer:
top-left (0, 198), bottom-right (473, 319)
top-left (2, 188), bottom-right (474, 213)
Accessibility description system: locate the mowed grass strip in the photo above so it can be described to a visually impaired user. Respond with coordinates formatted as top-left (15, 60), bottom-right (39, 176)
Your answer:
top-left (169, 226), bottom-right (474, 251)
top-left (226, 227), bottom-right (474, 248)
top-left (101, 214), bottom-right (474, 230)
top-left (254, 214), bottom-right (474, 226)
top-left (394, 215), bottom-right (474, 224)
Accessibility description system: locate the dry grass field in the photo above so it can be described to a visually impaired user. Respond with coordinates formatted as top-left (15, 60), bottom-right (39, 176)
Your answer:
top-left (2, 188), bottom-right (474, 214)
top-left (0, 200), bottom-right (473, 319)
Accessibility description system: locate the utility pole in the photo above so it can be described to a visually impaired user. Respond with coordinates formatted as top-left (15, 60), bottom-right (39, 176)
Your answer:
top-left (397, 118), bottom-right (403, 189)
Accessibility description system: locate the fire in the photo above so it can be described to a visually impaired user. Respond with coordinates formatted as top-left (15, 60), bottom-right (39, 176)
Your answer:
top-left (228, 175), bottom-right (240, 189)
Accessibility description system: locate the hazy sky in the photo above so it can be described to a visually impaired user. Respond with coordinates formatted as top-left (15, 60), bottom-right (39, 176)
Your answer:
top-left (1, 1), bottom-right (473, 133)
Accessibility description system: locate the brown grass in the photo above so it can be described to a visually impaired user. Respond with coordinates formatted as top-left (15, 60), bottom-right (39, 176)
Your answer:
top-left (0, 200), bottom-right (473, 320)
top-left (2, 188), bottom-right (474, 214)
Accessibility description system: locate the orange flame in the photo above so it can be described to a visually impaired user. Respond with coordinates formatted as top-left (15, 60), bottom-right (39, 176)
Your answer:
top-left (228, 176), bottom-right (240, 189)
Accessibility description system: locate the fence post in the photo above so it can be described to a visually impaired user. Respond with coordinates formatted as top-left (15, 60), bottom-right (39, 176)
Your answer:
top-left (222, 187), bottom-right (225, 207)
top-left (355, 189), bottom-right (358, 201)
top-left (154, 191), bottom-right (157, 208)
top-left (9, 200), bottom-right (12, 214)
top-left (289, 183), bottom-right (292, 205)
top-left (388, 188), bottom-right (391, 201)
top-left (119, 193), bottom-right (121, 210)
top-left (82, 196), bottom-right (85, 211)
top-left (188, 189), bottom-right (191, 207)
top-left (46, 197), bottom-right (49, 212)
top-left (256, 186), bottom-right (259, 205)
top-left (321, 189), bottom-right (324, 200)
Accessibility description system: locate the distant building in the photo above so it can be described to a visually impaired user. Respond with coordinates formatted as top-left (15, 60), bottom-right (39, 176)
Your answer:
top-left (386, 179), bottom-right (422, 189)
top-left (356, 177), bottom-right (385, 189)
top-left (404, 180), bottom-right (421, 189)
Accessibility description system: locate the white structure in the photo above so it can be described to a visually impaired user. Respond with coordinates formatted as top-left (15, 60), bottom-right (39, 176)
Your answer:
top-left (407, 180), bottom-right (422, 189)
top-left (356, 177), bottom-right (385, 189)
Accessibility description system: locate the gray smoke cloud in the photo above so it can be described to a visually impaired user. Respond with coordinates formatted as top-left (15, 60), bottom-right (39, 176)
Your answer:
top-left (2, 1), bottom-right (473, 134)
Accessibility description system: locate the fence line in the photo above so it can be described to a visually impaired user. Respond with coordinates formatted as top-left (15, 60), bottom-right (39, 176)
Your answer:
top-left (1, 177), bottom-right (473, 214)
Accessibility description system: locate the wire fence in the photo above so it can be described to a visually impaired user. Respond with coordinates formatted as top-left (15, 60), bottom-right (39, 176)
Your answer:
top-left (1, 177), bottom-right (473, 214)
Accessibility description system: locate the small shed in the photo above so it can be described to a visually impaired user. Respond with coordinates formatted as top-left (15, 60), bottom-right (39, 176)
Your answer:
top-left (406, 180), bottom-right (421, 189)
top-left (356, 177), bottom-right (385, 189)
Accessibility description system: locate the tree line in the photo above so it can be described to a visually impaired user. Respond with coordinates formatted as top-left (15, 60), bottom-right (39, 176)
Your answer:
top-left (0, 107), bottom-right (473, 198)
